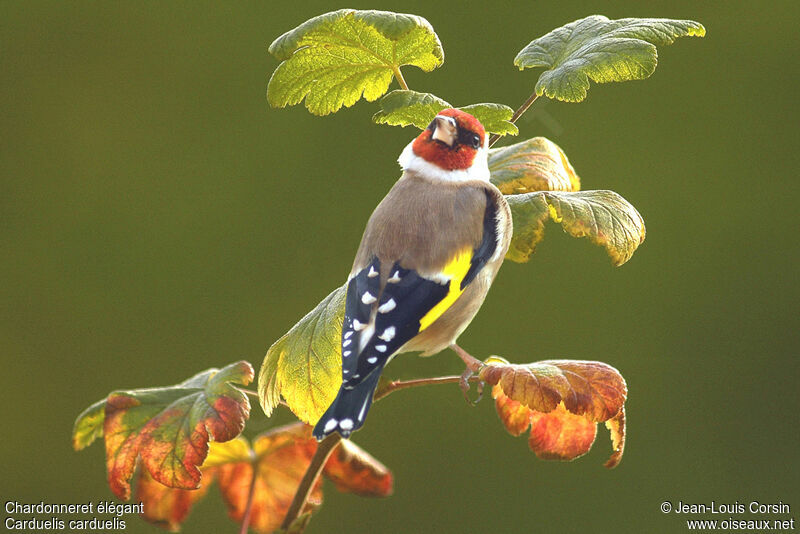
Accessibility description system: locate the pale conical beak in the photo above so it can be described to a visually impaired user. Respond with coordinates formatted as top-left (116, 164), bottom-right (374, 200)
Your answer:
top-left (431, 115), bottom-right (457, 147)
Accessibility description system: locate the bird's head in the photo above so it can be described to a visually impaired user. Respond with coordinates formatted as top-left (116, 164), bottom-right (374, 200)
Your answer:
top-left (398, 108), bottom-right (490, 183)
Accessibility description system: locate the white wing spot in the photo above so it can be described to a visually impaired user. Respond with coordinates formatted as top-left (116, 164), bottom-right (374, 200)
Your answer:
top-left (367, 265), bottom-right (378, 278)
top-left (367, 356), bottom-right (377, 364)
top-left (378, 299), bottom-right (396, 313)
top-left (375, 345), bottom-right (387, 353)
top-left (323, 419), bottom-right (338, 433)
top-left (342, 339), bottom-right (351, 348)
top-left (343, 369), bottom-right (350, 374)
top-left (379, 326), bottom-right (396, 341)
top-left (339, 418), bottom-right (354, 430)
top-left (388, 271), bottom-right (401, 283)
top-left (344, 330), bottom-right (353, 339)
top-left (353, 319), bottom-right (365, 331)
top-left (353, 374), bottom-right (360, 379)
top-left (343, 350), bottom-right (351, 357)
top-left (361, 292), bottom-right (377, 305)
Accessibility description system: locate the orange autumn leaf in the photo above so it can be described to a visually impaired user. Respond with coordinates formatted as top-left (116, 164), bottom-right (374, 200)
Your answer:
top-left (136, 468), bottom-right (214, 532)
top-left (482, 357), bottom-right (627, 466)
top-left (133, 422), bottom-right (393, 533)
top-left (323, 438), bottom-right (393, 497)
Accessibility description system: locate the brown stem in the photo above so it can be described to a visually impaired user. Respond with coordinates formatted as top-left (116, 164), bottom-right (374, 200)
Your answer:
top-left (488, 91), bottom-right (540, 148)
top-left (239, 448), bottom-right (259, 534)
top-left (280, 433), bottom-right (341, 530)
top-left (374, 374), bottom-right (480, 401)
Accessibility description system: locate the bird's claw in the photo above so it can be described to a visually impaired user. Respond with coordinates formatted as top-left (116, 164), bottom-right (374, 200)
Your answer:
top-left (459, 368), bottom-right (485, 406)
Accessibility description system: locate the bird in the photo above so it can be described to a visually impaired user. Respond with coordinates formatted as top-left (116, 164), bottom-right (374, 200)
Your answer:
top-left (312, 109), bottom-right (512, 441)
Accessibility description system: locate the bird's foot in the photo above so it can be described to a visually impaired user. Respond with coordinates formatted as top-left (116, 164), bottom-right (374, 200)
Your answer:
top-left (459, 367), bottom-right (485, 406)
top-left (452, 343), bottom-right (486, 406)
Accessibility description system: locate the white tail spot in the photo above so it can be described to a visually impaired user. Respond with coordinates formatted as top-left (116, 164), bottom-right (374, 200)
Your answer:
top-left (342, 339), bottom-right (351, 348)
top-left (353, 319), bottom-right (365, 331)
top-left (361, 292), bottom-right (377, 305)
top-left (324, 419), bottom-right (338, 433)
top-left (339, 418), bottom-right (354, 430)
top-left (388, 271), bottom-right (401, 283)
top-left (367, 356), bottom-right (377, 364)
top-left (367, 265), bottom-right (378, 278)
top-left (375, 345), bottom-right (387, 353)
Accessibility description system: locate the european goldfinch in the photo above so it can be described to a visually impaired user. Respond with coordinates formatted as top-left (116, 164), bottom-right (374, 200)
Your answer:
top-left (312, 109), bottom-right (512, 440)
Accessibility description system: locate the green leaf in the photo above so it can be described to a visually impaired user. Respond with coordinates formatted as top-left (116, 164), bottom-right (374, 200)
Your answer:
top-left (506, 190), bottom-right (645, 266)
top-left (489, 137), bottom-right (580, 194)
top-left (459, 103), bottom-right (518, 136)
top-left (514, 15), bottom-right (705, 102)
top-left (372, 90), bottom-right (518, 136)
top-left (267, 9), bottom-right (444, 115)
top-left (100, 361), bottom-right (254, 499)
top-left (72, 398), bottom-right (106, 451)
top-left (258, 285), bottom-right (345, 425)
top-left (372, 90), bottom-right (450, 129)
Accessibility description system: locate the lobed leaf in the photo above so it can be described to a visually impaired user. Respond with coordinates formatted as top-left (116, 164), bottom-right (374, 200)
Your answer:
top-left (515, 15), bottom-right (705, 102)
top-left (505, 189), bottom-right (645, 266)
top-left (372, 90), bottom-right (519, 136)
top-left (480, 357), bottom-right (627, 422)
top-left (323, 438), bottom-right (393, 497)
top-left (136, 469), bottom-right (213, 532)
top-left (267, 9), bottom-right (444, 115)
top-left (483, 357), bottom-right (627, 466)
top-left (102, 361), bottom-right (253, 499)
top-left (259, 285), bottom-right (345, 425)
top-left (134, 423), bottom-right (393, 533)
top-left (72, 398), bottom-right (106, 451)
top-left (216, 425), bottom-right (321, 534)
top-left (372, 90), bottom-right (451, 129)
top-left (459, 103), bottom-right (518, 136)
top-left (488, 137), bottom-right (580, 194)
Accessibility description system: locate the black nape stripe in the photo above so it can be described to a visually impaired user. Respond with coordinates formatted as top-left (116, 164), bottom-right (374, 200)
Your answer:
top-left (461, 189), bottom-right (498, 290)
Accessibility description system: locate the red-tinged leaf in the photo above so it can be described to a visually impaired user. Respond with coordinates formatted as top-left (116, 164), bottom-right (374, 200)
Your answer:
top-left (217, 424), bottom-right (322, 534)
top-left (480, 357), bottom-right (626, 422)
top-left (135, 468), bottom-right (214, 532)
top-left (493, 389), bottom-right (532, 437)
top-left (485, 357), bottom-right (627, 467)
top-left (528, 403), bottom-right (598, 461)
top-left (103, 361), bottom-right (254, 499)
top-left (604, 406), bottom-right (626, 469)
top-left (323, 438), bottom-right (394, 497)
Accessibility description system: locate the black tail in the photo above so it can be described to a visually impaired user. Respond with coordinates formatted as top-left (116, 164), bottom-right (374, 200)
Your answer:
top-left (312, 364), bottom-right (384, 440)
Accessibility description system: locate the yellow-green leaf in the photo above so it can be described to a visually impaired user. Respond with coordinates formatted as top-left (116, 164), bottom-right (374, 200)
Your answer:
top-left (506, 190), bottom-right (645, 266)
top-left (515, 15), bottom-right (705, 102)
top-left (459, 103), bottom-right (518, 137)
top-left (268, 9), bottom-right (444, 115)
top-left (72, 398), bottom-right (106, 451)
top-left (258, 285), bottom-right (345, 424)
top-left (372, 90), bottom-right (518, 136)
top-left (489, 137), bottom-right (580, 194)
top-left (372, 90), bottom-right (451, 129)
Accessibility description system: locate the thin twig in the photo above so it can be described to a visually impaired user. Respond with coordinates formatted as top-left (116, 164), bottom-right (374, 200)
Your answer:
top-left (239, 447), bottom-right (259, 534)
top-left (374, 375), bottom-right (480, 401)
top-left (280, 433), bottom-right (341, 530)
top-left (488, 91), bottom-right (540, 148)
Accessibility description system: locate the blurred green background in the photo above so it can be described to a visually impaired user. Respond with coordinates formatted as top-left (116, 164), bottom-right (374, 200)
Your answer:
top-left (2, 1), bottom-right (798, 533)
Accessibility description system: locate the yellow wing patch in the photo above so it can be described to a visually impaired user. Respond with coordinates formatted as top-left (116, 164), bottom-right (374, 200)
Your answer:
top-left (418, 248), bottom-right (473, 331)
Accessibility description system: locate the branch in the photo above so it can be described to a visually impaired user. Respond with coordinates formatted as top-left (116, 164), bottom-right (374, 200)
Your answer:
top-left (280, 433), bottom-right (341, 530)
top-left (489, 91), bottom-right (540, 147)
top-left (239, 447), bottom-right (259, 534)
top-left (374, 375), bottom-right (480, 401)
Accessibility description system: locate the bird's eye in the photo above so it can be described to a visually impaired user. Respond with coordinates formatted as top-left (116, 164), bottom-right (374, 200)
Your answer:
top-left (470, 134), bottom-right (481, 149)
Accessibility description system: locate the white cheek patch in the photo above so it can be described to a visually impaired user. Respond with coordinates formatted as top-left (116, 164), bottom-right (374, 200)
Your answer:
top-left (398, 140), bottom-right (491, 183)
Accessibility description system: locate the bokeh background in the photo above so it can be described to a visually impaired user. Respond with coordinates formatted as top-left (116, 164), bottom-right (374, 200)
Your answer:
top-left (2, 2), bottom-right (798, 533)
